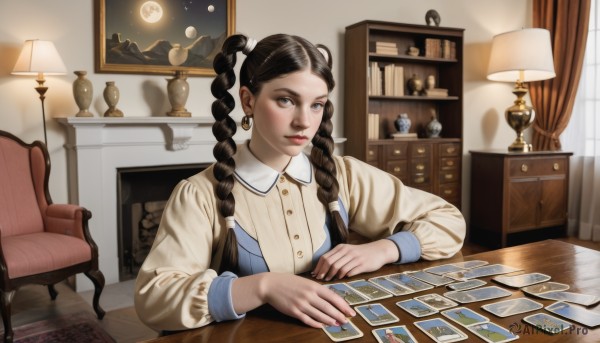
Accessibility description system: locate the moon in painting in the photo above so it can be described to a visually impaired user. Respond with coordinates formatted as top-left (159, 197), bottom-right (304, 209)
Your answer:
top-left (208, 4), bottom-right (215, 13)
top-left (140, 1), bottom-right (163, 23)
top-left (185, 26), bottom-right (197, 39)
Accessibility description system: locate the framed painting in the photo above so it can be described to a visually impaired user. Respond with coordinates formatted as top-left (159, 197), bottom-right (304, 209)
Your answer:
top-left (95, 0), bottom-right (235, 76)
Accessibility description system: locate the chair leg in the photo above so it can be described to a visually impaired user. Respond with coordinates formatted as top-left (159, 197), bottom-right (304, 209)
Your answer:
top-left (0, 290), bottom-right (16, 343)
top-left (84, 270), bottom-right (106, 319)
top-left (47, 284), bottom-right (58, 300)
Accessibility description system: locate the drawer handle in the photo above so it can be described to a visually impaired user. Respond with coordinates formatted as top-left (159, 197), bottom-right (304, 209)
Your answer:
top-left (414, 176), bottom-right (425, 184)
top-left (446, 160), bottom-right (455, 167)
top-left (444, 189), bottom-right (453, 195)
top-left (417, 147), bottom-right (426, 154)
top-left (416, 164), bottom-right (425, 171)
top-left (394, 149), bottom-right (401, 155)
top-left (553, 162), bottom-right (560, 171)
top-left (446, 147), bottom-right (456, 154)
top-left (393, 167), bottom-right (401, 173)
top-left (445, 173), bottom-right (454, 180)
top-left (521, 164), bottom-right (529, 173)
top-left (368, 150), bottom-right (374, 156)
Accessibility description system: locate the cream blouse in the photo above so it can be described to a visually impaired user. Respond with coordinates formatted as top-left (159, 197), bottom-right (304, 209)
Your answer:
top-left (134, 143), bottom-right (466, 331)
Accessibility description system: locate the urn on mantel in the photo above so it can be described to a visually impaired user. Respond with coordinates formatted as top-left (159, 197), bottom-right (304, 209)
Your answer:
top-left (103, 81), bottom-right (124, 117)
top-left (166, 70), bottom-right (191, 117)
top-left (73, 71), bottom-right (93, 117)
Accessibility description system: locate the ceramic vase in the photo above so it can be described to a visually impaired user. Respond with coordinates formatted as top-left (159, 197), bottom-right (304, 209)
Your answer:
top-left (103, 81), bottom-right (124, 117)
top-left (166, 71), bottom-right (191, 117)
top-left (73, 71), bottom-right (93, 117)
top-left (394, 113), bottom-right (411, 133)
top-left (168, 44), bottom-right (188, 66)
top-left (426, 110), bottom-right (442, 138)
top-left (407, 74), bottom-right (423, 95)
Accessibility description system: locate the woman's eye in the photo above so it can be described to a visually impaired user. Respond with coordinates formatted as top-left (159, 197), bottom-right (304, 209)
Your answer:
top-left (311, 102), bottom-right (325, 111)
top-left (277, 97), bottom-right (293, 106)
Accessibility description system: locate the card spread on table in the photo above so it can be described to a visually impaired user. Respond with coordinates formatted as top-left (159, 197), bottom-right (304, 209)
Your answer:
top-left (545, 301), bottom-right (600, 327)
top-left (424, 263), bottom-right (466, 276)
top-left (441, 307), bottom-right (489, 327)
top-left (368, 276), bottom-right (414, 296)
top-left (449, 260), bottom-right (489, 270)
top-left (447, 279), bottom-right (487, 291)
top-left (492, 272), bottom-right (551, 288)
top-left (534, 290), bottom-right (600, 307)
top-left (466, 322), bottom-right (519, 343)
top-left (414, 293), bottom-right (459, 310)
top-left (444, 264), bottom-right (522, 280)
top-left (443, 286), bottom-right (512, 304)
top-left (413, 317), bottom-right (468, 342)
top-left (372, 325), bottom-right (419, 343)
top-left (354, 303), bottom-right (399, 326)
top-left (396, 298), bottom-right (438, 317)
top-left (406, 270), bottom-right (455, 286)
top-left (347, 279), bottom-right (392, 301)
top-left (522, 312), bottom-right (573, 334)
top-left (322, 320), bottom-right (364, 342)
top-left (481, 297), bottom-right (543, 317)
top-left (386, 273), bottom-right (434, 292)
top-left (327, 283), bottom-right (369, 305)
top-left (521, 281), bottom-right (570, 295)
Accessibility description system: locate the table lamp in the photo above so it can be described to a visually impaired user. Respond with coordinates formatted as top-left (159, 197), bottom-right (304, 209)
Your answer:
top-left (11, 39), bottom-right (67, 146)
top-left (487, 28), bottom-right (556, 152)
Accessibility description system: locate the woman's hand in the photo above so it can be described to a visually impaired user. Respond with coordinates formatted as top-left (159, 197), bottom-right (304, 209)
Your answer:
top-left (312, 239), bottom-right (399, 281)
top-left (259, 273), bottom-right (355, 328)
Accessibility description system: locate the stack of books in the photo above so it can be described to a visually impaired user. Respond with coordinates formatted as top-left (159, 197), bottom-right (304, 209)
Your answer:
top-left (368, 113), bottom-right (380, 140)
top-left (391, 132), bottom-right (418, 140)
top-left (375, 41), bottom-right (398, 55)
top-left (383, 64), bottom-right (404, 97)
top-left (425, 38), bottom-right (456, 59)
top-left (424, 88), bottom-right (449, 97)
top-left (368, 62), bottom-right (382, 95)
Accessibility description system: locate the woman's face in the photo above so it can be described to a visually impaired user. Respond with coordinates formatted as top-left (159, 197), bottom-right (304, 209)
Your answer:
top-left (241, 68), bottom-right (328, 171)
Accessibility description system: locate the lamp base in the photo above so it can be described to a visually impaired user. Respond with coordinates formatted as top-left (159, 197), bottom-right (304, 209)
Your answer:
top-left (508, 141), bottom-right (533, 152)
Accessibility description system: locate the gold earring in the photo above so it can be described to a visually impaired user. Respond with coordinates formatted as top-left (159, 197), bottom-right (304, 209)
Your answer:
top-left (241, 115), bottom-right (253, 131)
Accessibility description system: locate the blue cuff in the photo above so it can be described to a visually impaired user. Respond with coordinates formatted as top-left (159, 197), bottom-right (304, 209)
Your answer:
top-left (207, 271), bottom-right (246, 322)
top-left (386, 231), bottom-right (421, 264)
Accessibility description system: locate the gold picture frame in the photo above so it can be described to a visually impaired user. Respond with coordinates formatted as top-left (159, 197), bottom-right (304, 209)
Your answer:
top-left (95, 0), bottom-right (235, 76)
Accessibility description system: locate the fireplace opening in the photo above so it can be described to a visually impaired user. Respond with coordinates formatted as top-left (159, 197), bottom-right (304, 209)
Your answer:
top-left (117, 163), bottom-right (210, 281)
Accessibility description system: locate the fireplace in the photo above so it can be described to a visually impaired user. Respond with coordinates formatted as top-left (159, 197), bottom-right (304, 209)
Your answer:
top-left (117, 163), bottom-right (209, 281)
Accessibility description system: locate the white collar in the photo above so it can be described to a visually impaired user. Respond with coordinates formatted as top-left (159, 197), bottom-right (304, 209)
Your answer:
top-left (232, 141), bottom-right (313, 195)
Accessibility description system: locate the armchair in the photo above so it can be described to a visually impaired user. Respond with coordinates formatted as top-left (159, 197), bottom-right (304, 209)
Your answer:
top-left (0, 130), bottom-right (105, 343)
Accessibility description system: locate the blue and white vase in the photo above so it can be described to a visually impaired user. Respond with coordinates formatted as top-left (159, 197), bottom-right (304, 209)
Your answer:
top-left (426, 112), bottom-right (442, 138)
top-left (394, 113), bottom-right (411, 133)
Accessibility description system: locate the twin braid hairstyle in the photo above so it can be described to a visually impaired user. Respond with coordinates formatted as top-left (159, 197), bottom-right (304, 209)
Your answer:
top-left (210, 34), bottom-right (348, 274)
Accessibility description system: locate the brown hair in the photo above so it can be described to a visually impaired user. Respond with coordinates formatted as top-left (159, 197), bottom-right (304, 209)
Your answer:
top-left (210, 34), bottom-right (347, 274)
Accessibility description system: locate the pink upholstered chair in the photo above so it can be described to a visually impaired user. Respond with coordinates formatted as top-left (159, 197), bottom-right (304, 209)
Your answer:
top-left (0, 130), bottom-right (105, 343)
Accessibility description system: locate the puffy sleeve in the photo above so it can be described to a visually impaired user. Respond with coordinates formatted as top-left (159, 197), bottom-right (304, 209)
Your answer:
top-left (335, 156), bottom-right (466, 261)
top-left (134, 175), bottom-right (229, 331)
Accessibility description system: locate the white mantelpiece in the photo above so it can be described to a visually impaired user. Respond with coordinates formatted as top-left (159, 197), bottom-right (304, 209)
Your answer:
top-left (58, 117), bottom-right (235, 291)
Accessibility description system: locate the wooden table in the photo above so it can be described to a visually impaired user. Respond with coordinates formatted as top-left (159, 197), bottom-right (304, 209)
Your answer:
top-left (143, 240), bottom-right (600, 342)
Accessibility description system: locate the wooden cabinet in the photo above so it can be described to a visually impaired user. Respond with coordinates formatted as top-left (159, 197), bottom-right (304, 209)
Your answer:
top-left (469, 150), bottom-right (572, 248)
top-left (344, 21), bottom-right (464, 208)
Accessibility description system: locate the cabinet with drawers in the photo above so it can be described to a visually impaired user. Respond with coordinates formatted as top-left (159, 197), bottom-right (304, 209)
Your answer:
top-left (469, 150), bottom-right (572, 248)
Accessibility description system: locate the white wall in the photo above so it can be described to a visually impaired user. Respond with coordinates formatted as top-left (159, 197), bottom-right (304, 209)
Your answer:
top-left (0, 0), bottom-right (530, 234)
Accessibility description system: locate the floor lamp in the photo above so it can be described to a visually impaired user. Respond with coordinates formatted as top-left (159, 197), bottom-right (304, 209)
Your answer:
top-left (11, 39), bottom-right (67, 146)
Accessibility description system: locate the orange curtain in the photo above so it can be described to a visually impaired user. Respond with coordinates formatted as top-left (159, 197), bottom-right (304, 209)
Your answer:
top-left (530, 0), bottom-right (591, 151)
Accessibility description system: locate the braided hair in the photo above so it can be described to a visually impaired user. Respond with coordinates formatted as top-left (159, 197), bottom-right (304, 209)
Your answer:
top-left (210, 34), bottom-right (347, 274)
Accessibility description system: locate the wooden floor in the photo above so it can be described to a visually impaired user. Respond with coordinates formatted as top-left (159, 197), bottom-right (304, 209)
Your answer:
top-left (4, 237), bottom-right (599, 343)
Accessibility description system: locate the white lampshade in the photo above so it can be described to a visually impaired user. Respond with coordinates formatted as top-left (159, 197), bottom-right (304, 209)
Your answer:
top-left (487, 28), bottom-right (555, 82)
top-left (11, 39), bottom-right (67, 76)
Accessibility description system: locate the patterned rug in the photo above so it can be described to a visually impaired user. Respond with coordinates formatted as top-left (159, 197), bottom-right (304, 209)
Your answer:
top-left (8, 311), bottom-right (115, 343)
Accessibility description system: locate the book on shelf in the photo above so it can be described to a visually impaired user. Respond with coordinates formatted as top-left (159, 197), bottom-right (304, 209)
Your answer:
top-left (424, 88), bottom-right (449, 97)
top-left (382, 64), bottom-right (404, 97)
top-left (374, 41), bottom-right (398, 55)
top-left (425, 38), bottom-right (441, 58)
top-left (368, 113), bottom-right (380, 140)
top-left (391, 132), bottom-right (418, 140)
top-left (368, 62), bottom-right (382, 96)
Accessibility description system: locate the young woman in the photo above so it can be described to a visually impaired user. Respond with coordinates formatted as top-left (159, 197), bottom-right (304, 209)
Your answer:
top-left (134, 33), bottom-right (465, 331)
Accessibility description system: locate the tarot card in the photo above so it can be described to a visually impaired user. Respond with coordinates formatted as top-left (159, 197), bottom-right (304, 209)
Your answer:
top-left (481, 298), bottom-right (543, 317)
top-left (522, 312), bottom-right (573, 334)
top-left (450, 260), bottom-right (489, 270)
top-left (386, 273), bottom-right (434, 292)
top-left (443, 286), bottom-right (512, 304)
top-left (441, 307), bottom-right (489, 327)
top-left (322, 320), bottom-right (364, 342)
top-left (534, 291), bottom-right (600, 306)
top-left (545, 301), bottom-right (600, 327)
top-left (413, 318), bottom-right (468, 342)
top-left (372, 325), bottom-right (419, 343)
top-left (521, 281), bottom-right (570, 295)
top-left (446, 264), bottom-right (522, 280)
top-left (414, 293), bottom-right (459, 310)
top-left (424, 264), bottom-right (465, 276)
top-left (347, 279), bottom-right (392, 301)
top-left (406, 271), bottom-right (455, 286)
top-left (447, 279), bottom-right (487, 291)
top-left (492, 272), bottom-right (551, 288)
top-left (396, 298), bottom-right (438, 317)
top-left (355, 303), bottom-right (399, 326)
top-left (327, 282), bottom-right (369, 305)
top-left (466, 322), bottom-right (519, 343)
top-left (368, 276), bottom-right (414, 296)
